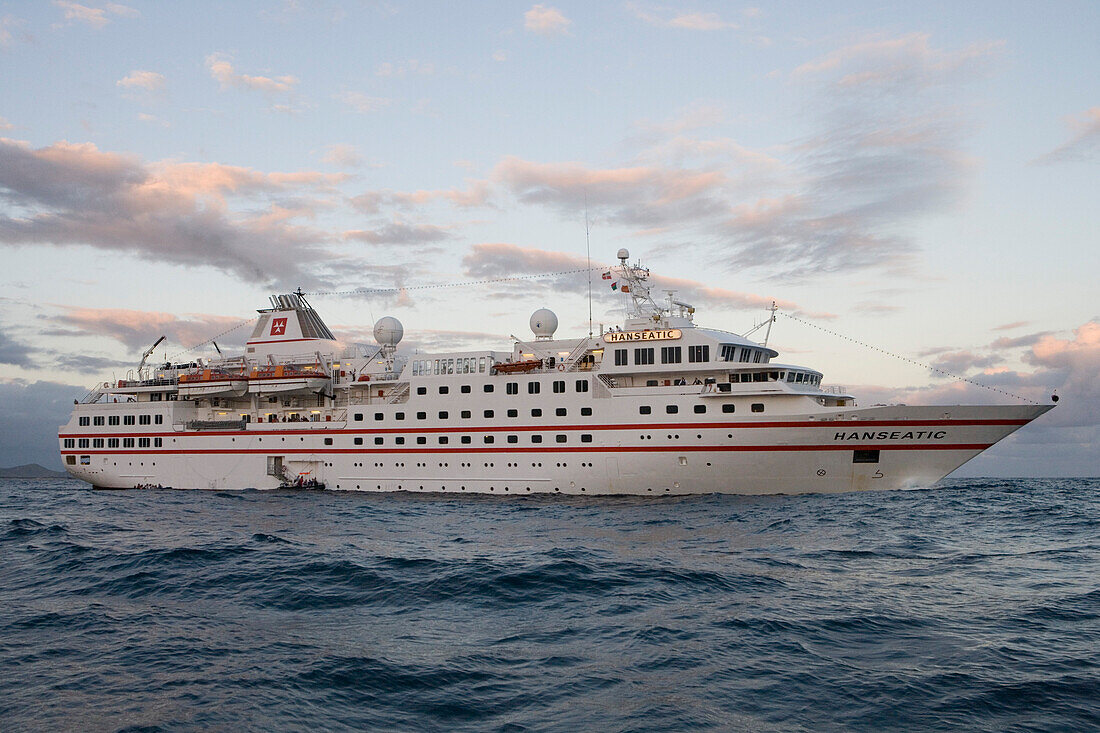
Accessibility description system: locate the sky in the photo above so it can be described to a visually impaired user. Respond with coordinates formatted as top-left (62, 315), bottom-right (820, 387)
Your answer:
top-left (0, 1), bottom-right (1097, 475)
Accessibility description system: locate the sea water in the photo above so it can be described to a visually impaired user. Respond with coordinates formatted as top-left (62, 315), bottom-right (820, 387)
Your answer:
top-left (1, 478), bottom-right (1097, 731)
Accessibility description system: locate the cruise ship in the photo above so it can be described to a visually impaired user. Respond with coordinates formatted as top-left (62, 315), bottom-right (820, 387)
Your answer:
top-left (58, 249), bottom-right (1053, 494)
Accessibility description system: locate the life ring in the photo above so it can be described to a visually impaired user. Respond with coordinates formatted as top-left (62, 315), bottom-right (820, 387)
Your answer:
top-left (557, 364), bottom-right (565, 372)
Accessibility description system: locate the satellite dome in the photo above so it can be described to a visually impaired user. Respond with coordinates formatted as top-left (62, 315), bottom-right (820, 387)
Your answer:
top-left (373, 316), bottom-right (404, 347)
top-left (530, 308), bottom-right (558, 339)
top-left (617, 248), bottom-right (630, 260)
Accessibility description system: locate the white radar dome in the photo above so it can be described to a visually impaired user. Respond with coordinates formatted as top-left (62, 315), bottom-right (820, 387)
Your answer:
top-left (373, 316), bottom-right (404, 347)
top-left (617, 247), bottom-right (630, 260)
top-left (530, 308), bottom-right (558, 339)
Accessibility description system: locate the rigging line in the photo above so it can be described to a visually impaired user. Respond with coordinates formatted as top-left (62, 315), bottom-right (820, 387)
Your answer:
top-left (304, 266), bottom-right (608, 298)
top-left (165, 316), bottom-right (259, 361)
top-left (585, 192), bottom-right (593, 338)
top-left (777, 311), bottom-right (1037, 404)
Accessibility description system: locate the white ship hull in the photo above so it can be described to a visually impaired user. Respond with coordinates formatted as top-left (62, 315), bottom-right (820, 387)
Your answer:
top-left (61, 402), bottom-right (1051, 495)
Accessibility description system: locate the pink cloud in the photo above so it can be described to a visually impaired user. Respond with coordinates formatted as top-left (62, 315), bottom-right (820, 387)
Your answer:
top-left (524, 4), bottom-right (571, 36)
top-left (116, 70), bottom-right (165, 91)
top-left (205, 53), bottom-right (298, 94)
top-left (51, 306), bottom-right (250, 352)
top-left (1033, 106), bottom-right (1100, 165)
top-left (54, 1), bottom-right (137, 29)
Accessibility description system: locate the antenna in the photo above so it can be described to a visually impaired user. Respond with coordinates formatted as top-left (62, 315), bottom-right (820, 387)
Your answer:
top-left (585, 192), bottom-right (593, 338)
top-left (763, 301), bottom-right (777, 347)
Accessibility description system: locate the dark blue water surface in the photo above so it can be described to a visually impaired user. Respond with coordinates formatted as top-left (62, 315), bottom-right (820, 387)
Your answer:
top-left (1, 479), bottom-right (1098, 732)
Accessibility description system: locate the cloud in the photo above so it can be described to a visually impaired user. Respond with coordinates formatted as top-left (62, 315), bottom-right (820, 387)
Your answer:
top-left (459, 242), bottom-right (813, 315)
top-left (375, 59), bottom-right (435, 77)
top-left (50, 306), bottom-right (252, 352)
top-left (492, 50), bottom-right (507, 62)
top-left (0, 136), bottom-right (346, 285)
top-left (791, 32), bottom-right (1002, 91)
top-left (0, 379), bottom-right (87, 469)
top-left (320, 143), bottom-right (364, 168)
top-left (0, 329), bottom-right (34, 367)
top-left (205, 53), bottom-right (298, 94)
top-left (1032, 107), bottom-right (1100, 165)
top-left (0, 116), bottom-right (12, 131)
top-left (137, 112), bottom-right (169, 127)
top-left (117, 70), bottom-right (165, 91)
top-left (54, 353), bottom-right (136, 371)
top-left (335, 91), bottom-right (390, 113)
top-left (54, 1), bottom-right (137, 29)
top-left (344, 221), bottom-right (454, 245)
top-left (524, 4), bottom-right (571, 36)
top-left (626, 3), bottom-right (738, 31)
top-left (992, 320), bottom-right (1031, 331)
top-left (1, 14), bottom-right (29, 47)
top-left (350, 180), bottom-right (491, 213)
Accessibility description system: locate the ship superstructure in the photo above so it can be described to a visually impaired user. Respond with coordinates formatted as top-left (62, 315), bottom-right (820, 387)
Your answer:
top-left (58, 251), bottom-right (1053, 494)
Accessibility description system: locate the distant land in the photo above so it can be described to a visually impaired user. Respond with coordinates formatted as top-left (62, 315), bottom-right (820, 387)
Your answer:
top-left (0, 464), bottom-right (68, 479)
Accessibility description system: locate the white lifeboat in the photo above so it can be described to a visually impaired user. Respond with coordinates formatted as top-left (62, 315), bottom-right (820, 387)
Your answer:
top-left (177, 369), bottom-right (248, 398)
top-left (247, 364), bottom-right (330, 395)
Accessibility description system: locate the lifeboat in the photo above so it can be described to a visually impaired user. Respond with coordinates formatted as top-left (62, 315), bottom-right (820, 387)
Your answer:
top-left (491, 359), bottom-right (543, 374)
top-left (177, 369), bottom-right (248, 398)
top-left (247, 364), bottom-right (330, 395)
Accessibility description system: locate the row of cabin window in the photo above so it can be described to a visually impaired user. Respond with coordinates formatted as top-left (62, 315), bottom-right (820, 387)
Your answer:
top-left (69, 437), bottom-right (162, 448)
top-left (413, 379), bottom-right (590, 396)
top-left (411, 357), bottom-right (489, 376)
top-left (613, 345), bottom-right (710, 366)
top-left (78, 414), bottom-right (163, 427)
top-left (355, 407), bottom-right (593, 421)
top-left (638, 403), bottom-right (763, 414)
top-left (325, 434), bottom-right (592, 446)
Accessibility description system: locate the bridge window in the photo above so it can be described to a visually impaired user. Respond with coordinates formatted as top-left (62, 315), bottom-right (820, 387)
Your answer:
top-left (635, 348), bottom-right (654, 365)
top-left (688, 345), bottom-right (709, 363)
top-left (614, 348), bottom-right (627, 366)
top-left (661, 346), bottom-right (681, 364)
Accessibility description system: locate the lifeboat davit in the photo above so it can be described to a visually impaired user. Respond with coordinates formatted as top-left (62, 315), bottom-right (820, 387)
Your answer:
top-left (247, 365), bottom-right (330, 395)
top-left (177, 369), bottom-right (248, 398)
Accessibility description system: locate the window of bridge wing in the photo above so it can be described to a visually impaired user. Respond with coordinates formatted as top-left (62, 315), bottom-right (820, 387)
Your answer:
top-left (614, 348), bottom-right (627, 366)
top-left (635, 347), bottom-right (654, 365)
